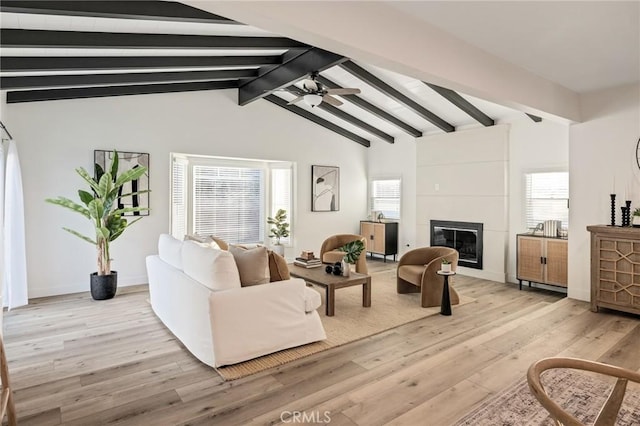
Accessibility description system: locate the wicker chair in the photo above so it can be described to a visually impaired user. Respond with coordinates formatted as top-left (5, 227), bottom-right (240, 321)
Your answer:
top-left (527, 357), bottom-right (640, 426)
top-left (319, 234), bottom-right (368, 274)
top-left (397, 246), bottom-right (459, 308)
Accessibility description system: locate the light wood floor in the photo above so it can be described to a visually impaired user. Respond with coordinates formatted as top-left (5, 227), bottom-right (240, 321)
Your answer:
top-left (4, 260), bottom-right (640, 425)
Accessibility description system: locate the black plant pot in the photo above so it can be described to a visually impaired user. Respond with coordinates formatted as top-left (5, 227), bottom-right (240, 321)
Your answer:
top-left (90, 271), bottom-right (117, 300)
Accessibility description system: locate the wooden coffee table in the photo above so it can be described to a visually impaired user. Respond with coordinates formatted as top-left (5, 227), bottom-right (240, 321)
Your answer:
top-left (288, 264), bottom-right (371, 317)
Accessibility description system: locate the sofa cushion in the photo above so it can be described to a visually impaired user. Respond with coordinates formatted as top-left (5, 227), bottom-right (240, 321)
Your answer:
top-left (398, 265), bottom-right (425, 286)
top-left (210, 236), bottom-right (229, 251)
top-left (304, 286), bottom-right (322, 313)
top-left (229, 245), bottom-right (270, 287)
top-left (322, 249), bottom-right (345, 265)
top-left (158, 233), bottom-right (183, 270)
top-left (184, 234), bottom-right (221, 250)
top-left (181, 240), bottom-right (241, 291)
top-left (268, 250), bottom-right (291, 282)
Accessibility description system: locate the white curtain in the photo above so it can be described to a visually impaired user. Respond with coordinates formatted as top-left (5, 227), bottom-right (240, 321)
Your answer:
top-left (2, 140), bottom-right (28, 309)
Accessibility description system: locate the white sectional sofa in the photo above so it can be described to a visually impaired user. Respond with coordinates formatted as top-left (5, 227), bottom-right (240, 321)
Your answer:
top-left (146, 234), bottom-right (326, 367)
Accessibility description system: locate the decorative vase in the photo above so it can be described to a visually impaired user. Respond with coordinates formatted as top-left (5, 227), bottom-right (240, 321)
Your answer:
top-left (341, 259), bottom-right (351, 277)
top-left (633, 216), bottom-right (640, 227)
top-left (90, 271), bottom-right (117, 300)
top-left (272, 244), bottom-right (285, 256)
top-left (441, 263), bottom-right (452, 273)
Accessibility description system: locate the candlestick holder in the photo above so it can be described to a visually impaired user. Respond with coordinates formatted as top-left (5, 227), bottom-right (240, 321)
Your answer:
top-left (625, 201), bottom-right (632, 226)
top-left (610, 194), bottom-right (616, 226)
top-left (621, 206), bottom-right (628, 227)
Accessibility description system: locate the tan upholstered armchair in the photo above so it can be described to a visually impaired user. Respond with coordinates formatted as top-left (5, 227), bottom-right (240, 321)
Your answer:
top-left (320, 234), bottom-right (368, 274)
top-left (397, 247), bottom-right (459, 308)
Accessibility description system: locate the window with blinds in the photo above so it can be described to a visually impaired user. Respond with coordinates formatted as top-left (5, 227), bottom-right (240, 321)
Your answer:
top-left (524, 171), bottom-right (569, 229)
top-left (193, 165), bottom-right (264, 244)
top-left (270, 167), bottom-right (292, 245)
top-left (169, 154), bottom-right (293, 245)
top-left (170, 158), bottom-right (187, 239)
top-left (371, 179), bottom-right (401, 220)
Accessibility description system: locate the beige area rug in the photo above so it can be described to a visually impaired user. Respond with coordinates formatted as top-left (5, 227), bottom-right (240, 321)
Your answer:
top-left (216, 269), bottom-right (473, 380)
top-left (455, 369), bottom-right (640, 425)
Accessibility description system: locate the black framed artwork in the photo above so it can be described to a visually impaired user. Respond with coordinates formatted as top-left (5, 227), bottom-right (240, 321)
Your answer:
top-left (312, 165), bottom-right (339, 212)
top-left (94, 150), bottom-right (150, 216)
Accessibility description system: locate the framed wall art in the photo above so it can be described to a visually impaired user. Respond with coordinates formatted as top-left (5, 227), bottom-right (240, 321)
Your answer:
top-left (94, 150), bottom-right (150, 216)
top-left (312, 165), bottom-right (339, 212)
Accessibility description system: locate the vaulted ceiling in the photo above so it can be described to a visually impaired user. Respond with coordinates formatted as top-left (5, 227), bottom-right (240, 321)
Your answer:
top-left (0, 1), bottom-right (533, 147)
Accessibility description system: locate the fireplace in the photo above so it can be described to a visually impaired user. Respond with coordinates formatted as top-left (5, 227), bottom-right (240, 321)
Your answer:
top-left (430, 220), bottom-right (483, 269)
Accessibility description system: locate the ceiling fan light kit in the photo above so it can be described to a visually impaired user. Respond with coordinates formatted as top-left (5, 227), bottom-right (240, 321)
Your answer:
top-left (282, 71), bottom-right (361, 107)
top-left (304, 93), bottom-right (323, 108)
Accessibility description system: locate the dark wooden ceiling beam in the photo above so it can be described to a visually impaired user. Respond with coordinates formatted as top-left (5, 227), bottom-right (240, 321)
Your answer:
top-left (526, 113), bottom-right (543, 123)
top-left (0, 1), bottom-right (239, 24)
top-left (0, 69), bottom-right (257, 90)
top-left (264, 95), bottom-right (370, 147)
top-left (6, 80), bottom-right (238, 103)
top-left (239, 48), bottom-right (346, 105)
top-left (425, 82), bottom-right (494, 127)
top-left (1, 56), bottom-right (280, 71)
top-left (315, 75), bottom-right (422, 138)
top-left (1, 29), bottom-right (307, 50)
top-left (340, 61), bottom-right (455, 133)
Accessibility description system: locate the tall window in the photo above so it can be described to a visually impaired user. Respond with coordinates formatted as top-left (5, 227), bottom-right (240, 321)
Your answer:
top-left (170, 154), bottom-right (293, 245)
top-left (270, 166), bottom-right (292, 245)
top-left (524, 171), bottom-right (569, 228)
top-left (371, 178), bottom-right (401, 220)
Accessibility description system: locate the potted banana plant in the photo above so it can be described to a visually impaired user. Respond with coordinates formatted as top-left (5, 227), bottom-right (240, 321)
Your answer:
top-left (46, 150), bottom-right (149, 300)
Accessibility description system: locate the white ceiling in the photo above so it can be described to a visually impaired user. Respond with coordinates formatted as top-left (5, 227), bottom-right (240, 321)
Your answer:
top-left (387, 1), bottom-right (640, 93)
top-left (9, 1), bottom-right (636, 144)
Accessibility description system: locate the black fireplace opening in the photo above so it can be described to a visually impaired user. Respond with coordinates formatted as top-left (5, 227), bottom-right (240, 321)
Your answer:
top-left (430, 220), bottom-right (483, 270)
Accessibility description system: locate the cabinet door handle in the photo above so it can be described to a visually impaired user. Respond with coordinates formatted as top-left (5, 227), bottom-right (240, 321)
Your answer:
top-left (544, 257), bottom-right (547, 264)
top-left (540, 256), bottom-right (544, 264)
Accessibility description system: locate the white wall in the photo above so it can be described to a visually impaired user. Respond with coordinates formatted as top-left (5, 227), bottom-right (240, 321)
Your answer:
top-left (416, 125), bottom-right (510, 282)
top-left (367, 134), bottom-right (416, 256)
top-left (1, 89), bottom-right (369, 298)
top-left (506, 118), bottom-right (569, 283)
top-left (568, 83), bottom-right (640, 301)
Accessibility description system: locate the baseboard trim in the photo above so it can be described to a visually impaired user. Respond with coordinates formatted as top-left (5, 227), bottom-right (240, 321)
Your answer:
top-left (29, 274), bottom-right (148, 299)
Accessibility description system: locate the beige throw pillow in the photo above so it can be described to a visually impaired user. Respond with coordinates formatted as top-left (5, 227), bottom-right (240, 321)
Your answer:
top-left (229, 245), bottom-right (270, 287)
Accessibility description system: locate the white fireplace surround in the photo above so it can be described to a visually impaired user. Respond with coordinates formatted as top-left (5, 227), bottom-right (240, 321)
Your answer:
top-left (416, 125), bottom-right (509, 283)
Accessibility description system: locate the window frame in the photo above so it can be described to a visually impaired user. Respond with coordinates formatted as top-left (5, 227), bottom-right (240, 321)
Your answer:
top-left (369, 177), bottom-right (402, 221)
top-left (523, 169), bottom-right (569, 230)
top-left (169, 153), bottom-right (294, 246)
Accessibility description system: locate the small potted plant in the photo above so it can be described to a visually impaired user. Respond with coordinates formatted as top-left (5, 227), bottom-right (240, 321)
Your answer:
top-left (339, 239), bottom-right (365, 277)
top-left (46, 150), bottom-right (149, 300)
top-left (441, 258), bottom-right (452, 273)
top-left (267, 209), bottom-right (289, 256)
top-left (633, 208), bottom-right (640, 227)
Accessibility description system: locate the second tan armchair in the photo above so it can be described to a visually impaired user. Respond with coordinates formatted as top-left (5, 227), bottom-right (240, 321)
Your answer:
top-left (397, 247), bottom-right (460, 308)
top-left (320, 234), bottom-right (368, 274)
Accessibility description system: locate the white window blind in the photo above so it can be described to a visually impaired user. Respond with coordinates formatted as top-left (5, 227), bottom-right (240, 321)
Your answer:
top-left (525, 172), bottom-right (569, 229)
top-left (170, 158), bottom-right (187, 239)
top-left (371, 179), bottom-right (401, 220)
top-left (193, 165), bottom-right (264, 244)
top-left (271, 167), bottom-right (292, 245)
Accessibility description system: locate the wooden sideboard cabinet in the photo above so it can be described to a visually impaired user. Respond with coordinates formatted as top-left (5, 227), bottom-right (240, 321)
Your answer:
top-left (516, 234), bottom-right (568, 290)
top-left (360, 221), bottom-right (398, 262)
top-left (587, 225), bottom-right (640, 315)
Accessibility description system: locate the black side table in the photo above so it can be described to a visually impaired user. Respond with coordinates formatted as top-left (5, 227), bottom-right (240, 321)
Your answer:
top-left (436, 270), bottom-right (456, 316)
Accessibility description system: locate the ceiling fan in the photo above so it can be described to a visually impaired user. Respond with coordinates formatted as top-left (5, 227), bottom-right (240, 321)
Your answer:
top-left (283, 72), bottom-right (361, 108)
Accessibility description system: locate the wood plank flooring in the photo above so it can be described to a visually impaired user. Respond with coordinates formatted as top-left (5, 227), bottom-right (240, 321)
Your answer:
top-left (4, 260), bottom-right (640, 425)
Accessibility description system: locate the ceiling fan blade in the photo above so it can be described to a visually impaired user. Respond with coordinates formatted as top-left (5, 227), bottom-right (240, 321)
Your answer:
top-left (325, 88), bottom-right (361, 96)
top-left (322, 94), bottom-right (343, 106)
top-left (287, 96), bottom-right (305, 105)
